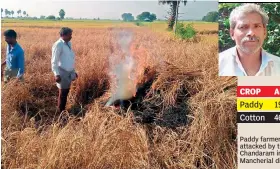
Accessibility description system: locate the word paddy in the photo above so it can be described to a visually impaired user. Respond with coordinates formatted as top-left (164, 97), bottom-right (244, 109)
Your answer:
top-left (237, 99), bottom-right (280, 111)
top-left (239, 101), bottom-right (263, 110)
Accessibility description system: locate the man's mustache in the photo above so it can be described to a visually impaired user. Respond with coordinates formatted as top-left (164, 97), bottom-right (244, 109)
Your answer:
top-left (242, 36), bottom-right (260, 43)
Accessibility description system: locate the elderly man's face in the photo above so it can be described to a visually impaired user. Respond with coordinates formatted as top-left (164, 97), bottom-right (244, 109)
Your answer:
top-left (62, 32), bottom-right (72, 42)
top-left (230, 12), bottom-right (267, 54)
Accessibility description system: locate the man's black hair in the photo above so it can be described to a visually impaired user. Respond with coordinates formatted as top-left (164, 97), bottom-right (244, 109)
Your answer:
top-left (4, 29), bottom-right (17, 38)
top-left (60, 27), bottom-right (73, 36)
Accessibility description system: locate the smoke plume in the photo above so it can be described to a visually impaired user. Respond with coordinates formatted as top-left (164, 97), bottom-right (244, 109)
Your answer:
top-left (106, 30), bottom-right (137, 106)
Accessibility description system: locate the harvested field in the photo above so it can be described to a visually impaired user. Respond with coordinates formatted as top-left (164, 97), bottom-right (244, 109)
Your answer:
top-left (1, 20), bottom-right (236, 169)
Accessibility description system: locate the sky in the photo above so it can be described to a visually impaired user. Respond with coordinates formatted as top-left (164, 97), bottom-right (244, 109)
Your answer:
top-left (1, 0), bottom-right (218, 20)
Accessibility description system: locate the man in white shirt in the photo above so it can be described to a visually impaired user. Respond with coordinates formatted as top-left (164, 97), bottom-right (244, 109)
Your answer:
top-left (219, 3), bottom-right (280, 76)
top-left (52, 27), bottom-right (78, 113)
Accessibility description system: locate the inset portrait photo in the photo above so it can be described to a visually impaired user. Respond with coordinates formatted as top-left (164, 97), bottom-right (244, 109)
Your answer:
top-left (219, 3), bottom-right (280, 76)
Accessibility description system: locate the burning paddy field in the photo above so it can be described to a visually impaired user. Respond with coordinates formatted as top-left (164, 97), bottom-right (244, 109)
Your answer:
top-left (1, 20), bottom-right (236, 169)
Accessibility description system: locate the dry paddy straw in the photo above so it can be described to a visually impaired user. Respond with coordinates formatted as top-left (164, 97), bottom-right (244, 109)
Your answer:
top-left (1, 20), bottom-right (236, 169)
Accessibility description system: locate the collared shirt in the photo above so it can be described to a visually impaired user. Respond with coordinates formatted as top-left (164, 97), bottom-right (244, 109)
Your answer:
top-left (51, 38), bottom-right (75, 76)
top-left (219, 46), bottom-right (280, 76)
top-left (6, 43), bottom-right (25, 78)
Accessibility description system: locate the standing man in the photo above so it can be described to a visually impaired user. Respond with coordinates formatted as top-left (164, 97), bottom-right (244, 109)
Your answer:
top-left (2, 29), bottom-right (25, 82)
top-left (52, 27), bottom-right (77, 113)
top-left (219, 3), bottom-right (280, 76)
